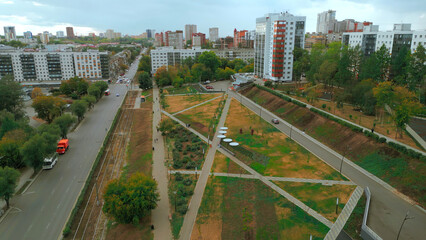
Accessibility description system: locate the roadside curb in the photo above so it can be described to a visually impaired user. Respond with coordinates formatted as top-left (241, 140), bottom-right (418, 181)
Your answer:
top-left (21, 169), bottom-right (43, 195)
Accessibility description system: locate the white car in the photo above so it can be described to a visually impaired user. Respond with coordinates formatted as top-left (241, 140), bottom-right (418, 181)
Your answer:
top-left (43, 152), bottom-right (59, 170)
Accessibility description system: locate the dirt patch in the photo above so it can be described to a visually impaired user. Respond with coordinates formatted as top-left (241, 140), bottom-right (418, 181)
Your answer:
top-left (224, 98), bottom-right (345, 180)
top-left (32, 116), bottom-right (46, 124)
top-left (106, 216), bottom-right (152, 240)
top-left (212, 151), bottom-right (249, 174)
top-left (176, 97), bottom-right (224, 137)
top-left (165, 94), bottom-right (221, 113)
top-left (275, 182), bottom-right (356, 222)
top-left (191, 218), bottom-right (222, 240)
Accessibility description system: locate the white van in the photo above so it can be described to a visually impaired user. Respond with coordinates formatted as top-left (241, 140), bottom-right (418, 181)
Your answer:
top-left (43, 152), bottom-right (59, 170)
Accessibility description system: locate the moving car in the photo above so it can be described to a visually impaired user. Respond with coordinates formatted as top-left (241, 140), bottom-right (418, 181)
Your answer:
top-left (105, 89), bottom-right (110, 96)
top-left (43, 152), bottom-right (59, 170)
top-left (206, 85), bottom-right (214, 89)
top-left (271, 118), bottom-right (279, 124)
top-left (116, 93), bottom-right (120, 97)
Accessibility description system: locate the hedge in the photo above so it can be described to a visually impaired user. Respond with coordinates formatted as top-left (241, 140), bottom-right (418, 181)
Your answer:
top-left (388, 141), bottom-right (426, 161)
top-left (310, 108), bottom-right (363, 133)
top-left (62, 106), bottom-right (123, 237)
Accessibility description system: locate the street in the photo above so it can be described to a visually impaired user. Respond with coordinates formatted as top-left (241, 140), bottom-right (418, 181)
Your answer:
top-left (229, 90), bottom-right (426, 240)
top-left (0, 55), bottom-right (141, 240)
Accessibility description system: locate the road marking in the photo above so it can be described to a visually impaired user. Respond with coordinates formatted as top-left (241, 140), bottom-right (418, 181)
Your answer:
top-left (66, 186), bottom-right (70, 193)
top-left (60, 176), bottom-right (63, 182)
top-left (41, 205), bottom-right (45, 212)
top-left (21, 191), bottom-right (35, 196)
top-left (57, 202), bottom-right (61, 209)
top-left (50, 188), bottom-right (56, 196)
top-left (46, 222), bottom-right (50, 229)
top-left (27, 224), bottom-right (33, 232)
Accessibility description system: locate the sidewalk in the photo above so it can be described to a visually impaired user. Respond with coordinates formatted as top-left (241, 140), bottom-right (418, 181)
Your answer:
top-left (151, 83), bottom-right (172, 240)
top-left (0, 167), bottom-right (34, 215)
top-left (178, 95), bottom-right (232, 240)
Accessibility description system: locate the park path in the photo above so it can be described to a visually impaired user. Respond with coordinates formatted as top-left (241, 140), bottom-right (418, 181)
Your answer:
top-left (178, 95), bottom-right (232, 240)
top-left (172, 95), bottom-right (223, 115)
top-left (151, 83), bottom-right (172, 240)
top-left (170, 170), bottom-right (355, 186)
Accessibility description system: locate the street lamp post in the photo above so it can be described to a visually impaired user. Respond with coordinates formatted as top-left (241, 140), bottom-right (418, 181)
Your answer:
top-left (290, 125), bottom-right (293, 139)
top-left (340, 146), bottom-right (351, 174)
top-left (397, 211), bottom-right (415, 240)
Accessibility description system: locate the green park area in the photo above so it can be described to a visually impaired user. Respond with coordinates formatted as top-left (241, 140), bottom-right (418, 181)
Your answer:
top-left (163, 85), bottom-right (199, 95)
top-left (192, 176), bottom-right (329, 240)
top-left (164, 93), bottom-right (221, 114)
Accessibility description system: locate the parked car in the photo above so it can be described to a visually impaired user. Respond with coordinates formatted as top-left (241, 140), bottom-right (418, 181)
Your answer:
top-left (43, 152), bottom-right (59, 170)
top-left (206, 85), bottom-right (214, 89)
top-left (271, 118), bottom-right (279, 124)
top-left (116, 93), bottom-right (120, 97)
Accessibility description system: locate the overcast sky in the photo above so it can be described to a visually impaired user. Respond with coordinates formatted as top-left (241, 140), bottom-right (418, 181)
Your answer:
top-left (1, 0), bottom-right (425, 37)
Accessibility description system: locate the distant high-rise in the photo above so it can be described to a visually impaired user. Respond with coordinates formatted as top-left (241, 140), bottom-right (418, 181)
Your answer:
top-left (185, 24), bottom-right (197, 42)
top-left (209, 27), bottom-right (219, 42)
top-left (42, 31), bottom-right (50, 44)
top-left (146, 29), bottom-right (155, 39)
top-left (66, 27), bottom-right (75, 39)
top-left (4, 26), bottom-right (16, 41)
top-left (105, 29), bottom-right (114, 39)
top-left (56, 31), bottom-right (64, 38)
top-left (254, 12), bottom-right (306, 82)
top-left (192, 33), bottom-right (206, 47)
top-left (24, 31), bottom-right (33, 39)
top-left (317, 10), bottom-right (336, 34)
top-left (166, 30), bottom-right (184, 49)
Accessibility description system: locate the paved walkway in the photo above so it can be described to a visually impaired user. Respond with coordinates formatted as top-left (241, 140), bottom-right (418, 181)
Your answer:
top-left (0, 168), bottom-right (34, 215)
top-left (170, 170), bottom-right (355, 186)
top-left (217, 147), bottom-right (333, 228)
top-left (172, 95), bottom-right (223, 115)
top-left (325, 186), bottom-right (364, 239)
top-left (178, 95), bottom-right (232, 240)
top-left (133, 89), bottom-right (141, 109)
top-left (151, 83), bottom-right (172, 240)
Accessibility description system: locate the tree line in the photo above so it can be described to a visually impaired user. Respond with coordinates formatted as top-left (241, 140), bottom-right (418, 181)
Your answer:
top-left (0, 75), bottom-right (109, 208)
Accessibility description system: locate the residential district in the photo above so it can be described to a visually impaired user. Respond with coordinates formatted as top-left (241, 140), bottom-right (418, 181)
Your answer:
top-left (0, 8), bottom-right (425, 240)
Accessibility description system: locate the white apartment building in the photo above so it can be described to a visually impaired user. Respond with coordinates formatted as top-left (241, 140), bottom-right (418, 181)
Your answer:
top-left (209, 27), bottom-right (219, 42)
top-left (0, 51), bottom-right (110, 82)
top-left (56, 31), bottom-right (65, 38)
top-left (212, 49), bottom-right (254, 62)
top-left (342, 24), bottom-right (426, 56)
top-left (317, 10), bottom-right (336, 34)
top-left (150, 46), bottom-right (207, 73)
top-left (166, 31), bottom-right (184, 49)
top-left (254, 12), bottom-right (306, 82)
top-left (4, 26), bottom-right (16, 42)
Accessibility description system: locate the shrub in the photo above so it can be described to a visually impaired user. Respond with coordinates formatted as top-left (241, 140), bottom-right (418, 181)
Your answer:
top-left (177, 205), bottom-right (188, 215)
top-left (183, 178), bottom-right (192, 186)
top-left (322, 104), bottom-right (326, 109)
top-left (175, 172), bottom-right (183, 181)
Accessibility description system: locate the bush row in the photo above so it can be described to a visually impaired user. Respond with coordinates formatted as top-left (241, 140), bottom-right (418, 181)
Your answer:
top-left (363, 130), bottom-right (386, 143)
top-left (310, 108), bottom-right (363, 133)
top-left (63, 106), bottom-right (123, 237)
top-left (388, 141), bottom-right (426, 161)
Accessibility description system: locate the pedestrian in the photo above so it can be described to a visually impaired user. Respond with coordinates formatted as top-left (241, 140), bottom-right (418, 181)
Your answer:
top-left (371, 128), bottom-right (374, 133)
top-left (153, 147), bottom-right (155, 151)
top-left (151, 225), bottom-right (154, 230)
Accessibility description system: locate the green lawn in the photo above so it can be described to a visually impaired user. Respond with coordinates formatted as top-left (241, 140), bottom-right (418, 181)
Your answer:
top-left (164, 86), bottom-right (198, 95)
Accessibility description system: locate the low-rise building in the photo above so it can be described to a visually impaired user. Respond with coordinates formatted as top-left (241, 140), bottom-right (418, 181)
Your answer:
top-left (150, 46), bottom-right (207, 73)
top-left (342, 23), bottom-right (426, 56)
top-left (0, 51), bottom-right (110, 82)
top-left (212, 49), bottom-right (254, 62)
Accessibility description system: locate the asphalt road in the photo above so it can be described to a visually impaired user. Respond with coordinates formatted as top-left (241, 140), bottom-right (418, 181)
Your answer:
top-left (0, 56), bottom-right (141, 240)
top-left (229, 90), bottom-right (426, 240)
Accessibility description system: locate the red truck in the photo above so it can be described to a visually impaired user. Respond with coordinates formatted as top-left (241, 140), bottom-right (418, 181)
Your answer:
top-left (57, 139), bottom-right (69, 154)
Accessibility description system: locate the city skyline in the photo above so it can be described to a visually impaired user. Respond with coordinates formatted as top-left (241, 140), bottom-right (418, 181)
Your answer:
top-left (0, 0), bottom-right (425, 37)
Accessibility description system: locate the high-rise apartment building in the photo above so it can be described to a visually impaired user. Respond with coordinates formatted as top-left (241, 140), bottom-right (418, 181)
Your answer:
top-left (342, 23), bottom-right (426, 56)
top-left (155, 32), bottom-right (164, 47)
top-left (24, 31), bottom-right (33, 39)
top-left (42, 31), bottom-right (50, 44)
top-left (0, 51), bottom-right (110, 82)
top-left (185, 24), bottom-right (197, 42)
top-left (192, 33), bottom-right (206, 47)
top-left (209, 27), bottom-right (219, 42)
top-left (166, 31), bottom-right (184, 49)
top-left (146, 29), bottom-right (155, 39)
top-left (56, 31), bottom-right (64, 38)
top-left (105, 29), bottom-right (114, 39)
top-left (4, 26), bottom-right (16, 42)
top-left (254, 12), bottom-right (306, 82)
top-left (66, 27), bottom-right (75, 39)
top-left (317, 10), bottom-right (336, 34)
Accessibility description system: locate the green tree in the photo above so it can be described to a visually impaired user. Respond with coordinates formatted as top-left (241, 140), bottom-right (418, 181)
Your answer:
top-left (197, 51), bottom-right (220, 79)
top-left (348, 45), bottom-right (364, 81)
top-left (315, 60), bottom-right (337, 88)
top-left (60, 77), bottom-right (89, 98)
top-left (306, 43), bottom-right (326, 84)
top-left (172, 76), bottom-right (184, 88)
top-left (350, 79), bottom-right (377, 115)
top-left (38, 124), bottom-right (61, 154)
top-left (53, 114), bottom-right (77, 138)
top-left (88, 85), bottom-right (101, 101)
top-left (81, 95), bottom-right (96, 109)
top-left (32, 96), bottom-right (66, 123)
top-left (182, 56), bottom-right (195, 69)
top-left (21, 134), bottom-right (48, 170)
top-left (138, 71), bottom-right (152, 89)
top-left (359, 53), bottom-right (381, 82)
top-left (138, 55), bottom-right (151, 74)
top-left (102, 173), bottom-right (159, 224)
top-left (71, 100), bottom-right (88, 121)
top-left (335, 46), bottom-right (352, 87)
top-left (391, 46), bottom-right (410, 85)
top-left (0, 166), bottom-right (20, 209)
top-left (407, 44), bottom-right (426, 90)
top-left (94, 81), bottom-right (109, 93)
top-left (0, 139), bottom-right (24, 168)
top-left (0, 75), bottom-right (24, 119)
top-left (191, 63), bottom-right (210, 82)
top-left (240, 63), bottom-right (254, 73)
top-left (293, 48), bottom-right (310, 85)
top-left (228, 59), bottom-right (247, 72)
top-left (375, 44), bottom-right (391, 81)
